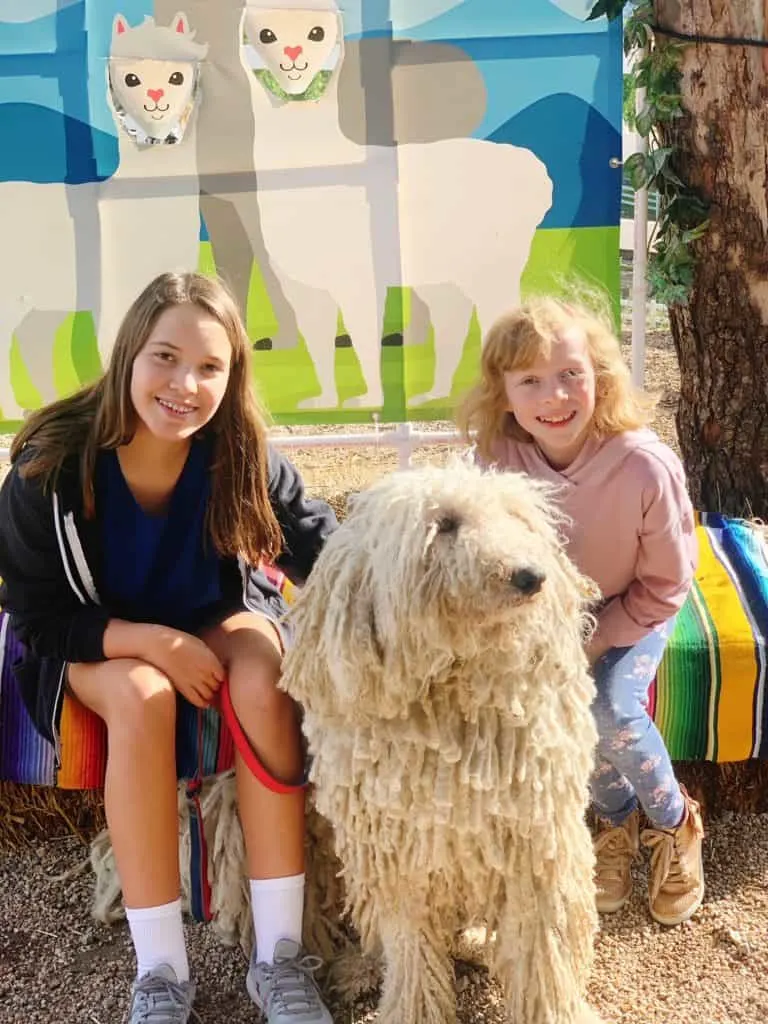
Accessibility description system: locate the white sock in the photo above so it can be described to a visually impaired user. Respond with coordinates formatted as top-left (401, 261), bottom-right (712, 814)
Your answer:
top-left (250, 873), bottom-right (305, 964)
top-left (125, 898), bottom-right (189, 983)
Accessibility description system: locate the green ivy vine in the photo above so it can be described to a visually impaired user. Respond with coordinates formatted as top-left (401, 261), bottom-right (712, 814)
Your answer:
top-left (589, 0), bottom-right (710, 304)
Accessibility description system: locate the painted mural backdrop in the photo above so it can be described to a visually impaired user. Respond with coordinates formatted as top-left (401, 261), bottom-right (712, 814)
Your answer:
top-left (0, 0), bottom-right (621, 427)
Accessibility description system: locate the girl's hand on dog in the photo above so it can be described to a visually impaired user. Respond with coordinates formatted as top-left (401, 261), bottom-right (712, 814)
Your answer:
top-left (148, 627), bottom-right (225, 708)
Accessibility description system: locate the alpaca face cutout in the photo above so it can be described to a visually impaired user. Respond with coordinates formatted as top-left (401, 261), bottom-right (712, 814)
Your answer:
top-left (110, 57), bottom-right (198, 140)
top-left (243, 8), bottom-right (341, 98)
top-left (108, 13), bottom-right (208, 146)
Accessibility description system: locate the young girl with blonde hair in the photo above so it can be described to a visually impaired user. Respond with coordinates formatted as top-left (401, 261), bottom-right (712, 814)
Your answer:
top-left (0, 272), bottom-right (336, 1023)
top-left (458, 292), bottom-right (705, 927)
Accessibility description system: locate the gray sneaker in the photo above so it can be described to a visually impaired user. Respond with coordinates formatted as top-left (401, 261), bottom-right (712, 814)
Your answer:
top-left (246, 938), bottom-right (333, 1023)
top-left (127, 964), bottom-right (197, 1023)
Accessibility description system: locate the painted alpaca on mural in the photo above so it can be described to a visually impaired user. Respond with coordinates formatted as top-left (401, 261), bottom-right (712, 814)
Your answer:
top-left (152, 0), bottom-right (491, 382)
top-left (239, 0), bottom-right (380, 410)
top-left (0, 12), bottom-right (206, 421)
top-left (240, 0), bottom-right (553, 410)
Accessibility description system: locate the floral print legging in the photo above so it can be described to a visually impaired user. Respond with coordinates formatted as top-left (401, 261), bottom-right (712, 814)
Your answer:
top-left (590, 622), bottom-right (685, 830)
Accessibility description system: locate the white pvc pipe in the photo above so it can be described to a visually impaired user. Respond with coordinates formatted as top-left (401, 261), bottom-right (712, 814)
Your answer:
top-left (0, 426), bottom-right (461, 467)
top-left (631, 53), bottom-right (649, 388)
top-left (272, 425), bottom-right (459, 451)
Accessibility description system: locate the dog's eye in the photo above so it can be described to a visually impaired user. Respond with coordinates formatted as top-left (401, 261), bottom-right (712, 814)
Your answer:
top-left (435, 515), bottom-right (460, 534)
top-left (260, 28), bottom-right (277, 43)
top-left (308, 26), bottom-right (325, 42)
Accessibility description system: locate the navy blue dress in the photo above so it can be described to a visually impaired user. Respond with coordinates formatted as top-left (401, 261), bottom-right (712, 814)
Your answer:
top-left (96, 440), bottom-right (222, 633)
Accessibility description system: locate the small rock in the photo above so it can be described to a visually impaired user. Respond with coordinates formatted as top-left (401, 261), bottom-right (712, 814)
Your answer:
top-left (716, 926), bottom-right (749, 951)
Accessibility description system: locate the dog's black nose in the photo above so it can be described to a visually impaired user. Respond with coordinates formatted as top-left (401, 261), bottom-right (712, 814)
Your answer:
top-left (510, 568), bottom-right (545, 595)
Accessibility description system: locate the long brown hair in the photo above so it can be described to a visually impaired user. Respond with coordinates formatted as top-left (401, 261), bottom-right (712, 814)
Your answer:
top-left (12, 272), bottom-right (282, 565)
top-left (457, 289), bottom-right (657, 463)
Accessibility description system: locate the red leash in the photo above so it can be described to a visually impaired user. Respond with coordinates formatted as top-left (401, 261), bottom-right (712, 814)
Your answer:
top-left (186, 709), bottom-right (213, 922)
top-left (186, 677), bottom-right (307, 923)
top-left (218, 676), bottom-right (308, 795)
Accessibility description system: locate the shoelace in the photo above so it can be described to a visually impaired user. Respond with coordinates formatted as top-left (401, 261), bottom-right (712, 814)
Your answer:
top-left (130, 975), bottom-right (199, 1024)
top-left (643, 823), bottom-right (684, 905)
top-left (642, 825), bottom-right (697, 904)
top-left (643, 806), bottom-right (704, 905)
top-left (260, 952), bottom-right (326, 1018)
top-left (594, 825), bottom-right (637, 887)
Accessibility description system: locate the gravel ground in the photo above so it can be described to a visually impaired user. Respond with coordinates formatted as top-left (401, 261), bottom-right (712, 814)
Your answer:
top-left (3, 321), bottom-right (768, 1022)
top-left (1, 812), bottom-right (767, 1023)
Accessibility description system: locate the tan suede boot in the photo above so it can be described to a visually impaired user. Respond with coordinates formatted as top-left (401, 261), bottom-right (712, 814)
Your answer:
top-left (641, 786), bottom-right (705, 926)
top-left (593, 809), bottom-right (640, 913)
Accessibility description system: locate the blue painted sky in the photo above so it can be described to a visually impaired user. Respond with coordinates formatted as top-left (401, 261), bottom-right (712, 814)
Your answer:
top-left (0, 0), bottom-right (620, 229)
top-left (0, 0), bottom-right (600, 30)
top-left (0, 0), bottom-right (79, 20)
top-left (0, 0), bottom-right (617, 129)
top-left (0, 0), bottom-right (608, 52)
top-left (396, 0), bottom-right (607, 39)
top-left (340, 0), bottom-right (605, 36)
top-left (0, 4), bottom-right (65, 53)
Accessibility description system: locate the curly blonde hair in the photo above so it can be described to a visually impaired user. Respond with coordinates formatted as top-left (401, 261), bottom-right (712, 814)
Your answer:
top-left (457, 290), bottom-right (657, 463)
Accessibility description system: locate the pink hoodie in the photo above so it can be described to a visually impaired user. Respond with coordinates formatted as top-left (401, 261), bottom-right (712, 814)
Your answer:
top-left (487, 428), bottom-right (698, 649)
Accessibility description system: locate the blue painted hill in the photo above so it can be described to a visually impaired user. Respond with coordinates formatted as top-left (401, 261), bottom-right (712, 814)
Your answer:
top-left (489, 92), bottom-right (621, 230)
top-left (0, 103), bottom-right (117, 183)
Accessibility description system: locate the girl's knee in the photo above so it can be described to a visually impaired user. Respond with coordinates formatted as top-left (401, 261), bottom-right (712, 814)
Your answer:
top-left (228, 656), bottom-right (291, 720)
top-left (592, 684), bottom-right (649, 753)
top-left (593, 667), bottom-right (648, 727)
top-left (104, 660), bottom-right (177, 734)
top-left (593, 696), bottom-right (654, 760)
top-left (592, 688), bottom-right (629, 733)
top-left (209, 614), bottom-right (293, 724)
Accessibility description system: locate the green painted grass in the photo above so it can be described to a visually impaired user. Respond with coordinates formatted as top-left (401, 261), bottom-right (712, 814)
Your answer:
top-left (1, 225), bottom-right (619, 429)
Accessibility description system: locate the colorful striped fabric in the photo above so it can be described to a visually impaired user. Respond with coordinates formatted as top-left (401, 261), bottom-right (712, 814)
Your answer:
top-left (649, 514), bottom-right (768, 763)
top-left (0, 566), bottom-right (297, 789)
top-left (2, 521), bottom-right (768, 785)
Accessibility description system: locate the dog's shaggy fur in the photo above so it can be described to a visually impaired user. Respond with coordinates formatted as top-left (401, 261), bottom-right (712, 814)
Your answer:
top-left (89, 460), bottom-right (605, 1021)
top-left (280, 460), bottom-right (605, 1024)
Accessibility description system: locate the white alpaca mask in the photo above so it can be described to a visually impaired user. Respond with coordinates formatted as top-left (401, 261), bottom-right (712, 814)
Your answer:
top-left (242, 5), bottom-right (342, 100)
top-left (108, 12), bottom-right (208, 147)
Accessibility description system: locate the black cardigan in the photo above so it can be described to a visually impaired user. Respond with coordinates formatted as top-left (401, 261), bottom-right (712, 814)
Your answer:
top-left (0, 443), bottom-right (338, 755)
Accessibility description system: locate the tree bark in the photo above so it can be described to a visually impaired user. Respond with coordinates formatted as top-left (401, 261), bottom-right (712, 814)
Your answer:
top-left (654, 0), bottom-right (768, 515)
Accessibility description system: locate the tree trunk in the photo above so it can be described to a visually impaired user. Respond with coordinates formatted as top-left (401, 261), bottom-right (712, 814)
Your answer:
top-left (654, 1), bottom-right (768, 516)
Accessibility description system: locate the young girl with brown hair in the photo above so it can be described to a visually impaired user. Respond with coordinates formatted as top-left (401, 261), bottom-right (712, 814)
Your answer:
top-left (0, 272), bottom-right (336, 1023)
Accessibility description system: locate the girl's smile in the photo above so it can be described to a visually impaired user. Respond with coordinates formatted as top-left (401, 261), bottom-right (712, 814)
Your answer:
top-left (155, 397), bottom-right (199, 418)
top-left (536, 410), bottom-right (577, 427)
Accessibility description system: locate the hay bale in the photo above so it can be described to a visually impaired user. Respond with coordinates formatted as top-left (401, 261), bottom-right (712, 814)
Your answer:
top-left (675, 760), bottom-right (768, 817)
top-left (3, 762), bottom-right (768, 853)
top-left (0, 781), bottom-right (105, 849)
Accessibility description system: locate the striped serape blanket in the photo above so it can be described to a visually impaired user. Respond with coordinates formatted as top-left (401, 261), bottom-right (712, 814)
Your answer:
top-left (0, 566), bottom-right (298, 789)
top-left (649, 513), bottom-right (768, 763)
top-left (1, 517), bottom-right (767, 789)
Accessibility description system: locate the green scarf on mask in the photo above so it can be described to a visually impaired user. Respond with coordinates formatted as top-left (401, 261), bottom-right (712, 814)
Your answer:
top-left (254, 68), bottom-right (333, 102)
